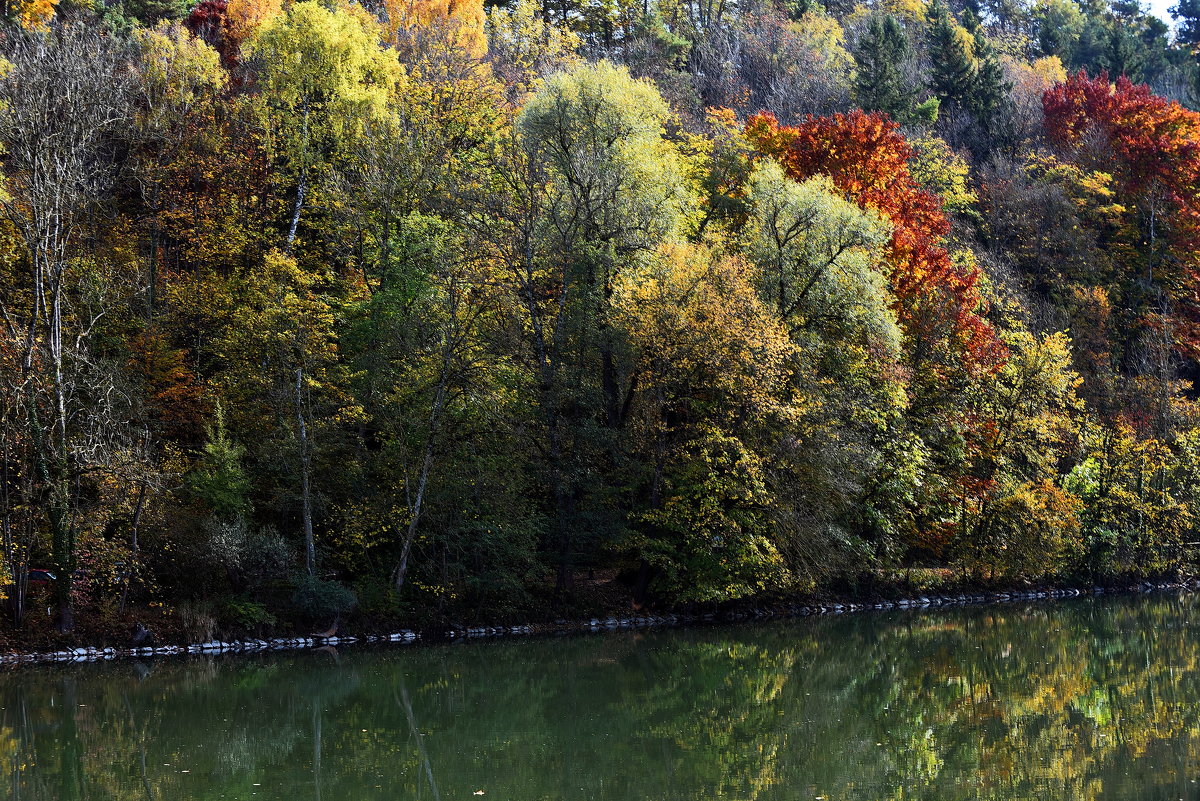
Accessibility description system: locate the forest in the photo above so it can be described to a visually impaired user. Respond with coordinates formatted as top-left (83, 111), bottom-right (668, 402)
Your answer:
top-left (1, 0), bottom-right (1199, 639)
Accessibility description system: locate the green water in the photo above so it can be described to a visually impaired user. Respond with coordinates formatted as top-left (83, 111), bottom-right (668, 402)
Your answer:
top-left (4, 595), bottom-right (1200, 800)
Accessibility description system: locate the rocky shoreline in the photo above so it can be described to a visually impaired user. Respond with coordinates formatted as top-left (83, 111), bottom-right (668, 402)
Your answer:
top-left (2, 580), bottom-right (1194, 667)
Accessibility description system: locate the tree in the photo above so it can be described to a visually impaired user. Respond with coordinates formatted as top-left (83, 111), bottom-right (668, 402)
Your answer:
top-left (183, 0), bottom-right (274, 70)
top-left (0, 27), bottom-right (137, 631)
top-left (745, 110), bottom-right (1003, 376)
top-left (0, 0), bottom-right (55, 29)
top-left (966, 32), bottom-right (1013, 150)
top-left (214, 249), bottom-right (355, 578)
top-left (956, 330), bottom-right (1083, 578)
top-left (130, 22), bottom-right (229, 316)
top-left (340, 213), bottom-right (501, 594)
top-left (485, 0), bottom-right (580, 102)
top-left (744, 162), bottom-right (912, 572)
top-left (926, 0), bottom-right (976, 108)
top-left (614, 244), bottom-right (795, 601)
top-left (248, 1), bottom-right (401, 248)
top-left (734, 10), bottom-right (858, 121)
top-left (382, 0), bottom-right (487, 58)
top-left (853, 14), bottom-right (919, 120)
top-left (474, 61), bottom-right (691, 591)
top-left (1173, 0), bottom-right (1200, 48)
top-left (1043, 71), bottom-right (1200, 353)
top-left (907, 135), bottom-right (978, 217)
top-left (1067, 422), bottom-right (1190, 577)
top-left (1032, 0), bottom-right (1084, 60)
top-left (188, 404), bottom-right (250, 520)
top-left (1101, 24), bottom-right (1146, 82)
top-left (744, 162), bottom-right (896, 348)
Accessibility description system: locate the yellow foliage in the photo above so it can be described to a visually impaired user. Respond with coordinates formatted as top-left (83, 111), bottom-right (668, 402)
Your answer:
top-left (135, 22), bottom-right (227, 109)
top-left (908, 135), bottom-right (977, 215)
top-left (793, 11), bottom-right (856, 85)
top-left (1024, 153), bottom-right (1126, 227)
top-left (485, 0), bottom-right (579, 98)
top-left (615, 242), bottom-right (797, 426)
top-left (1005, 54), bottom-right (1067, 100)
top-left (12, 0), bottom-right (56, 30)
top-left (885, 0), bottom-right (928, 21)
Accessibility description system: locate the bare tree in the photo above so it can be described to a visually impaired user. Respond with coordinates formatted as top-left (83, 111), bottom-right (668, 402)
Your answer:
top-left (0, 25), bottom-right (136, 631)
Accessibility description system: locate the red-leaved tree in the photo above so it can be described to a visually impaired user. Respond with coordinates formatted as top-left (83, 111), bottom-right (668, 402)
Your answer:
top-left (1044, 71), bottom-right (1200, 352)
top-left (745, 110), bottom-right (1004, 375)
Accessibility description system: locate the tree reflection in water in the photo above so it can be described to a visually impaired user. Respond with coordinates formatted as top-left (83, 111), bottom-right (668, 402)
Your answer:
top-left (1, 594), bottom-right (1199, 800)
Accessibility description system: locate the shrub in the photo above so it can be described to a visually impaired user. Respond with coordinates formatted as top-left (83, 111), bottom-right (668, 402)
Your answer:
top-left (290, 576), bottom-right (356, 621)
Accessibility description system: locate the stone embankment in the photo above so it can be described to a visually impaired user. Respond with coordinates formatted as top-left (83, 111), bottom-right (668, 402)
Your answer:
top-left (2, 580), bottom-right (1192, 666)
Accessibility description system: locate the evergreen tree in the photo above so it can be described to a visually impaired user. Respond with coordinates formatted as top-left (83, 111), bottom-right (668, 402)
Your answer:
top-left (927, 0), bottom-right (976, 107)
top-left (853, 14), bottom-right (916, 119)
top-left (1102, 23), bottom-right (1145, 82)
top-left (1111, 0), bottom-right (1143, 21)
top-left (961, 7), bottom-right (981, 34)
top-left (1173, 0), bottom-right (1200, 48)
top-left (968, 33), bottom-right (1012, 146)
top-left (189, 405), bottom-right (251, 519)
top-left (1032, 0), bottom-right (1084, 61)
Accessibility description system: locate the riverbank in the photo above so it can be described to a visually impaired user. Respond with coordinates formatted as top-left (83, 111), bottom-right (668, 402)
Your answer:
top-left (0, 578), bottom-right (1195, 667)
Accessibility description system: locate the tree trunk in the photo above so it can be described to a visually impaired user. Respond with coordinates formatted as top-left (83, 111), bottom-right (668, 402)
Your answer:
top-left (296, 368), bottom-right (315, 578)
top-left (118, 482), bottom-right (147, 615)
top-left (286, 102), bottom-right (311, 251)
top-left (392, 324), bottom-right (453, 592)
top-left (287, 170), bottom-right (308, 251)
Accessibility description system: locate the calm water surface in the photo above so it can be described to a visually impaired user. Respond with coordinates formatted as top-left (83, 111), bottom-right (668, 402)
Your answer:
top-left (3, 594), bottom-right (1200, 800)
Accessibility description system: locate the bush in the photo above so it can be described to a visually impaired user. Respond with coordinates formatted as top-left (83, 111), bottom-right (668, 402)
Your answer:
top-left (290, 576), bottom-right (357, 621)
top-left (220, 598), bottom-right (277, 630)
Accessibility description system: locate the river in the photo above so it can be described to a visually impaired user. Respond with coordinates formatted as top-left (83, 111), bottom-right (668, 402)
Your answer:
top-left (2, 593), bottom-right (1199, 799)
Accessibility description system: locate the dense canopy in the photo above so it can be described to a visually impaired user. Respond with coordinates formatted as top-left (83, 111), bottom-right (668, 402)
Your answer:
top-left (1, 0), bottom-right (1200, 637)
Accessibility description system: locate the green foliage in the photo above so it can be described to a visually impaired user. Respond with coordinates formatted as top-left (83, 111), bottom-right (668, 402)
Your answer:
top-left (220, 597), bottom-right (278, 629)
top-left (966, 33), bottom-right (1011, 144)
top-left (2, 0), bottom-right (1200, 634)
top-left (926, 0), bottom-right (976, 106)
top-left (189, 405), bottom-right (251, 519)
top-left (853, 14), bottom-right (919, 121)
top-left (1066, 425), bottom-right (1192, 578)
top-left (637, 428), bottom-right (788, 602)
top-left (1173, 0), bottom-right (1200, 47)
top-left (1033, 0), bottom-right (1085, 59)
top-left (518, 59), bottom-right (691, 249)
top-left (745, 161), bottom-right (898, 352)
top-left (957, 479), bottom-right (1084, 579)
top-left (290, 576), bottom-right (357, 620)
top-left (907, 135), bottom-right (977, 216)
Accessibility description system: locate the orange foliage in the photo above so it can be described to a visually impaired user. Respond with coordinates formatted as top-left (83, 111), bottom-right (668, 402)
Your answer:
top-left (744, 110), bottom-right (1004, 373)
top-left (224, 0), bottom-right (283, 46)
top-left (12, 0), bottom-right (56, 30)
top-left (184, 0), bottom-right (281, 70)
top-left (127, 331), bottom-right (208, 446)
top-left (1046, 72), bottom-right (1200, 352)
top-left (1044, 72), bottom-right (1200, 352)
top-left (382, 0), bottom-right (487, 58)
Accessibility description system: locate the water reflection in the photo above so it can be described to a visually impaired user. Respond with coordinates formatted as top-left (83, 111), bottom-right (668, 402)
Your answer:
top-left (1, 595), bottom-right (1200, 800)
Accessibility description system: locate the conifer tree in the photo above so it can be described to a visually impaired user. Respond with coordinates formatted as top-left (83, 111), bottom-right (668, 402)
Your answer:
top-left (853, 15), bottom-right (916, 119)
top-left (1173, 0), bottom-right (1200, 47)
top-left (1101, 23), bottom-right (1145, 81)
top-left (968, 33), bottom-right (1012, 145)
top-left (926, 0), bottom-right (976, 107)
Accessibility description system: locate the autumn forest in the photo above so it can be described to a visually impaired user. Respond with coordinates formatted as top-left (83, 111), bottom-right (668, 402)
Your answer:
top-left (1, 0), bottom-right (1199, 638)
